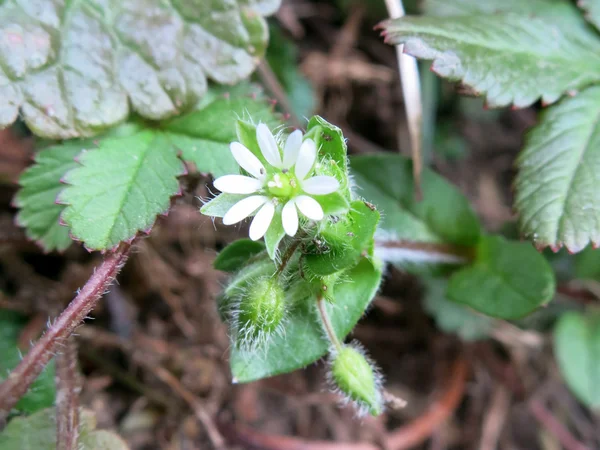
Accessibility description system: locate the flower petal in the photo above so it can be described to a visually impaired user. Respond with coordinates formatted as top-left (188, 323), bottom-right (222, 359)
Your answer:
top-left (249, 201), bottom-right (275, 241)
top-left (295, 195), bottom-right (324, 221)
top-left (282, 200), bottom-right (299, 237)
top-left (301, 176), bottom-right (340, 195)
top-left (294, 139), bottom-right (317, 180)
top-left (230, 142), bottom-right (265, 179)
top-left (223, 195), bottom-right (268, 225)
top-left (257, 123), bottom-right (282, 168)
top-left (283, 129), bottom-right (303, 169)
top-left (214, 175), bottom-right (263, 194)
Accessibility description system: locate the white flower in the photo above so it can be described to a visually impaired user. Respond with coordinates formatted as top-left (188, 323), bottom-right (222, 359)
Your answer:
top-left (213, 123), bottom-right (341, 241)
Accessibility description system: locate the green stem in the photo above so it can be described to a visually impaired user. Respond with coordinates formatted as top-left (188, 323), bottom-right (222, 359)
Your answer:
top-left (317, 296), bottom-right (342, 351)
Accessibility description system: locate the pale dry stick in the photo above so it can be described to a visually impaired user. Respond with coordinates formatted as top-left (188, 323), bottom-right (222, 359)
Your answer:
top-left (478, 385), bottom-right (511, 450)
top-left (529, 399), bottom-right (591, 450)
top-left (257, 59), bottom-right (304, 129)
top-left (0, 243), bottom-right (131, 419)
top-left (383, 0), bottom-right (424, 200)
top-left (55, 337), bottom-right (81, 450)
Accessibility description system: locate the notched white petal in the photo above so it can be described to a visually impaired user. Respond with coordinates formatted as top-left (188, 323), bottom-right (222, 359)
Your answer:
top-left (295, 139), bottom-right (317, 180)
top-left (283, 129), bottom-right (303, 169)
top-left (230, 142), bottom-right (265, 179)
top-left (214, 175), bottom-right (263, 194)
top-left (249, 201), bottom-right (276, 241)
top-left (302, 176), bottom-right (340, 195)
top-left (295, 195), bottom-right (324, 221)
top-left (223, 195), bottom-right (268, 225)
top-left (257, 123), bottom-right (282, 168)
top-left (282, 200), bottom-right (299, 237)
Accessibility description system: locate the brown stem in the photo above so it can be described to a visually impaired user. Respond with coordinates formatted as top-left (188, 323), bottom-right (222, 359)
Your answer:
top-left (385, 357), bottom-right (469, 449)
top-left (277, 239), bottom-right (302, 275)
top-left (529, 399), bottom-right (591, 450)
top-left (257, 59), bottom-right (303, 129)
top-left (55, 337), bottom-right (81, 450)
top-left (0, 243), bottom-right (131, 418)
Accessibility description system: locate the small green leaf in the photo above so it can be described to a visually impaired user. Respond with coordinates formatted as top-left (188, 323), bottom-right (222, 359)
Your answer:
top-left (305, 201), bottom-right (379, 276)
top-left (447, 236), bottom-right (556, 319)
top-left (0, 408), bottom-right (129, 449)
top-left (14, 142), bottom-right (82, 252)
top-left (305, 116), bottom-right (351, 199)
top-left (578, 0), bottom-right (600, 31)
top-left (423, 278), bottom-right (493, 341)
top-left (0, 0), bottom-right (280, 139)
top-left (214, 239), bottom-right (265, 272)
top-left (515, 86), bottom-right (600, 253)
top-left (383, 2), bottom-right (600, 107)
top-left (163, 83), bottom-right (281, 178)
top-left (315, 192), bottom-right (350, 216)
top-left (200, 193), bottom-right (247, 218)
top-left (424, 0), bottom-right (575, 18)
top-left (59, 131), bottom-right (185, 251)
top-left (264, 204), bottom-right (285, 260)
top-left (0, 311), bottom-right (55, 414)
top-left (230, 257), bottom-right (382, 382)
top-left (351, 154), bottom-right (480, 246)
top-left (554, 311), bottom-right (600, 409)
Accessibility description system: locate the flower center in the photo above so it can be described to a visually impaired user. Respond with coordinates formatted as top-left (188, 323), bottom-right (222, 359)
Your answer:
top-left (266, 172), bottom-right (296, 198)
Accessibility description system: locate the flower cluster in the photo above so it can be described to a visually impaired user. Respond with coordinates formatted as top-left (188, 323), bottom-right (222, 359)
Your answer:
top-left (213, 124), bottom-right (341, 240)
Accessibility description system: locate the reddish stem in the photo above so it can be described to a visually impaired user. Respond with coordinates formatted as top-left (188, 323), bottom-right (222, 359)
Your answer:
top-left (55, 337), bottom-right (80, 450)
top-left (0, 243), bottom-right (131, 418)
top-left (529, 399), bottom-right (591, 450)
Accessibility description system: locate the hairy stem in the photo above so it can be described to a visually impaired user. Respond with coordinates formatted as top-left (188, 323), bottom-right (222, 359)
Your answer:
top-left (317, 296), bottom-right (342, 351)
top-left (0, 243), bottom-right (131, 418)
top-left (55, 337), bottom-right (80, 450)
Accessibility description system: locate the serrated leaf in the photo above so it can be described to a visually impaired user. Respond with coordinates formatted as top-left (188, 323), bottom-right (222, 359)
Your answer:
top-left (0, 311), bottom-right (55, 414)
top-left (14, 142), bottom-right (82, 252)
top-left (422, 278), bottom-right (493, 341)
top-left (214, 239), bottom-right (265, 272)
top-left (554, 311), bottom-right (600, 409)
top-left (382, 2), bottom-right (600, 108)
top-left (230, 257), bottom-right (382, 383)
top-left (59, 131), bottom-right (185, 251)
top-left (0, 0), bottom-right (280, 139)
top-left (163, 83), bottom-right (281, 178)
top-left (0, 408), bottom-right (130, 450)
top-left (424, 0), bottom-right (576, 19)
top-left (515, 86), bottom-right (600, 253)
top-left (447, 235), bottom-right (556, 319)
top-left (351, 154), bottom-right (480, 269)
top-left (579, 0), bottom-right (600, 31)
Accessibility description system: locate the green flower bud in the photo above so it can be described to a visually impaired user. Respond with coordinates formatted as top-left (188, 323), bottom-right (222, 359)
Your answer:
top-left (234, 277), bottom-right (286, 349)
top-left (330, 344), bottom-right (383, 416)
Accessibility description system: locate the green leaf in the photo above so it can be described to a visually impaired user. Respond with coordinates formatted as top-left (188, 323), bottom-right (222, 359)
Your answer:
top-left (515, 86), bottom-right (600, 253)
top-left (163, 83), bottom-right (280, 178)
top-left (579, 0), bottom-right (600, 31)
top-left (264, 204), bottom-right (285, 260)
top-left (424, 0), bottom-right (576, 19)
top-left (382, 2), bottom-right (600, 107)
top-left (59, 131), bottom-right (185, 251)
top-left (0, 311), bottom-right (55, 414)
top-left (0, 0), bottom-right (280, 139)
top-left (14, 142), bottom-right (81, 252)
top-left (351, 153), bottom-right (480, 252)
top-left (214, 239), bottom-right (265, 272)
top-left (265, 24), bottom-right (315, 119)
top-left (305, 116), bottom-right (351, 199)
top-left (0, 408), bottom-right (130, 450)
top-left (200, 193), bottom-right (247, 218)
top-left (230, 257), bottom-right (382, 383)
top-left (422, 278), bottom-right (493, 341)
top-left (554, 311), bottom-right (600, 409)
top-left (447, 235), bottom-right (556, 319)
top-left (305, 201), bottom-right (379, 276)
top-left (575, 245), bottom-right (600, 281)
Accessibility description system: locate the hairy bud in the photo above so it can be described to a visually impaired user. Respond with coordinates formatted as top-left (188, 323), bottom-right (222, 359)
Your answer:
top-left (234, 277), bottom-right (286, 349)
top-left (329, 343), bottom-right (383, 416)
